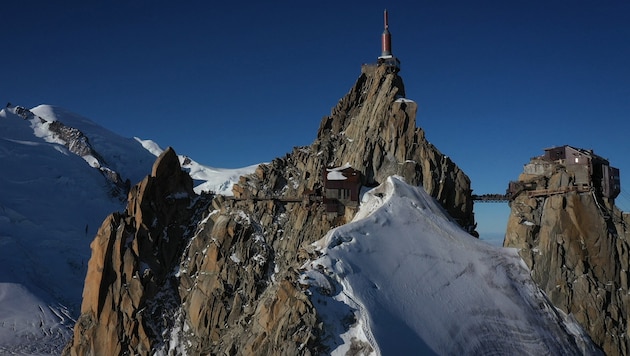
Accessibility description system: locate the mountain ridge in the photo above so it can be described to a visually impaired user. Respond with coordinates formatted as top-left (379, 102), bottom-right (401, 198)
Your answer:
top-left (0, 105), bottom-right (258, 354)
top-left (3, 60), bottom-right (622, 355)
top-left (62, 63), bottom-right (602, 354)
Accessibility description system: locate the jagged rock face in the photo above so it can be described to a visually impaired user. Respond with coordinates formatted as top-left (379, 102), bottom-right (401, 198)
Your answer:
top-left (174, 199), bottom-right (326, 354)
top-left (66, 66), bottom-right (476, 355)
top-left (65, 147), bottom-right (206, 355)
top-left (42, 114), bottom-right (129, 197)
top-left (239, 64), bottom-right (473, 229)
top-left (504, 159), bottom-right (630, 355)
top-left (318, 65), bottom-right (473, 227)
top-left (48, 120), bottom-right (99, 159)
top-left (174, 65), bottom-right (474, 353)
top-left (64, 153), bottom-right (329, 354)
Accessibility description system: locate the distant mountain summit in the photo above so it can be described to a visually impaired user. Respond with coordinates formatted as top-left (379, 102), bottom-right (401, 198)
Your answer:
top-left (0, 104), bottom-right (257, 354)
top-left (23, 105), bottom-right (156, 196)
top-left (0, 104), bottom-right (154, 353)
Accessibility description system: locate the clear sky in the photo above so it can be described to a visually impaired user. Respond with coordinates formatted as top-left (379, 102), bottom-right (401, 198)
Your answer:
top-left (3, 1), bottom-right (630, 237)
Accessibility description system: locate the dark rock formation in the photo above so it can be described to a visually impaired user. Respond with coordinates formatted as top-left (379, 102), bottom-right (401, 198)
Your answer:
top-left (45, 116), bottom-right (129, 197)
top-left (504, 154), bottom-right (630, 355)
top-left (48, 120), bottom-right (100, 159)
top-left (65, 65), bottom-right (476, 354)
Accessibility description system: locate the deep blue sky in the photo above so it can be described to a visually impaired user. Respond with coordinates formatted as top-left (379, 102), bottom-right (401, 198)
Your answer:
top-left (3, 1), bottom-right (630, 236)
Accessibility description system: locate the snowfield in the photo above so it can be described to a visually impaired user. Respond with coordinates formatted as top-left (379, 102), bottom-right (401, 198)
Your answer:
top-left (135, 138), bottom-right (260, 196)
top-left (0, 105), bottom-right (258, 353)
top-left (301, 176), bottom-right (600, 355)
top-left (0, 105), bottom-right (146, 353)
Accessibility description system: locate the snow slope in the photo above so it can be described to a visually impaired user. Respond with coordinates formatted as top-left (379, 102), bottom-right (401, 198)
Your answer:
top-left (0, 105), bottom-right (157, 353)
top-left (136, 138), bottom-right (260, 195)
top-left (0, 105), bottom-right (257, 354)
top-left (29, 105), bottom-right (156, 182)
top-left (301, 176), bottom-right (600, 355)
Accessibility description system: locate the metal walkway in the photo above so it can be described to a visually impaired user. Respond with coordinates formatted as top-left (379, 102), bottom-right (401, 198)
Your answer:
top-left (472, 194), bottom-right (510, 203)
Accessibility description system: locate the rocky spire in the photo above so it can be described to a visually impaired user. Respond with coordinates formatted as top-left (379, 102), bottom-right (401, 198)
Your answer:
top-left (311, 64), bottom-right (474, 229)
top-left (65, 147), bottom-right (204, 355)
top-left (504, 153), bottom-right (630, 355)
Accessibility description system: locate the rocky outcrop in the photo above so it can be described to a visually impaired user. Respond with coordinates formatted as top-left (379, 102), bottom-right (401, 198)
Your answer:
top-left (169, 64), bottom-right (475, 354)
top-left (173, 198), bottom-right (327, 354)
top-left (236, 64), bottom-right (474, 230)
top-left (47, 120), bottom-right (101, 160)
top-left (46, 118), bottom-right (131, 197)
top-left (11, 105), bottom-right (131, 196)
top-left (504, 156), bottom-right (630, 355)
top-left (65, 147), bottom-right (207, 355)
top-left (15, 105), bottom-right (131, 197)
top-left (66, 64), bottom-right (476, 354)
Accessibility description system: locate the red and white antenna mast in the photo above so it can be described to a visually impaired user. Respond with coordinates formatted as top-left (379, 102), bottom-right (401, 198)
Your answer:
top-left (381, 9), bottom-right (392, 57)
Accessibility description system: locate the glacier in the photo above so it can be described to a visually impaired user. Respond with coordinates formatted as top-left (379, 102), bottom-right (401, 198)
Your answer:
top-left (0, 105), bottom-right (258, 354)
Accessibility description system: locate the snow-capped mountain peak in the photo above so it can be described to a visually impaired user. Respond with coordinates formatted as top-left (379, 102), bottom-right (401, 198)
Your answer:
top-left (0, 104), bottom-right (258, 353)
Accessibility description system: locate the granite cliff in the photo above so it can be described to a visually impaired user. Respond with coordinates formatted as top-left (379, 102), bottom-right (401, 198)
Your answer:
top-left (234, 64), bottom-right (474, 230)
top-left (65, 64), bottom-right (476, 354)
top-left (66, 147), bottom-right (207, 354)
top-left (504, 148), bottom-right (629, 355)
